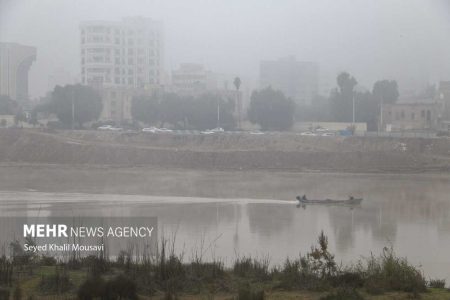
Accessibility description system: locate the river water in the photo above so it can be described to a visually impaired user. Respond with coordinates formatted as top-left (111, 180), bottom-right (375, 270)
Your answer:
top-left (0, 172), bottom-right (449, 280)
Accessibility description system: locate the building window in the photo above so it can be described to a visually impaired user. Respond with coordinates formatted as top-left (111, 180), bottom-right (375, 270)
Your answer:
top-left (411, 113), bottom-right (415, 120)
top-left (427, 110), bottom-right (431, 121)
top-left (401, 111), bottom-right (405, 119)
top-left (421, 110), bottom-right (425, 118)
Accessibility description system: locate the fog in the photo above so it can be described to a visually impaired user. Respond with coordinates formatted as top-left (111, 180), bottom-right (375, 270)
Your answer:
top-left (1, 0), bottom-right (450, 98)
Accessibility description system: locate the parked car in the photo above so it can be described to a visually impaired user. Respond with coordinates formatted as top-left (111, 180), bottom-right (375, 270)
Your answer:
top-left (300, 131), bottom-right (316, 136)
top-left (315, 127), bottom-right (329, 132)
top-left (209, 127), bottom-right (224, 132)
top-left (156, 128), bottom-right (173, 133)
top-left (98, 125), bottom-right (113, 130)
top-left (142, 127), bottom-right (157, 133)
top-left (201, 130), bottom-right (215, 135)
top-left (249, 131), bottom-right (264, 135)
top-left (321, 132), bottom-right (335, 137)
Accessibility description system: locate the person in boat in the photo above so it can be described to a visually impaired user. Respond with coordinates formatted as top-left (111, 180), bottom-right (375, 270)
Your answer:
top-left (349, 196), bottom-right (354, 200)
top-left (302, 194), bottom-right (307, 200)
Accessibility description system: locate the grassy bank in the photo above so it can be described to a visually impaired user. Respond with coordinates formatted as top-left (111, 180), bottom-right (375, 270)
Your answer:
top-left (0, 232), bottom-right (448, 299)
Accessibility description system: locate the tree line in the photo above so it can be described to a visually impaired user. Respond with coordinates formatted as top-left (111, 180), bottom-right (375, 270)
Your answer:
top-left (23, 72), bottom-right (420, 131)
top-left (298, 72), bottom-right (401, 131)
top-left (131, 92), bottom-right (236, 130)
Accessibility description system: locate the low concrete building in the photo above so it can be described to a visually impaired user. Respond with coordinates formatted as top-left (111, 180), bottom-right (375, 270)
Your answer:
top-left (437, 81), bottom-right (450, 132)
top-left (382, 101), bottom-right (440, 131)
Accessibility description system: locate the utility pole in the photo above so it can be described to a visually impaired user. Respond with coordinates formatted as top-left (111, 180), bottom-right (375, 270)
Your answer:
top-left (71, 90), bottom-right (75, 130)
top-left (379, 95), bottom-right (384, 133)
top-left (217, 98), bottom-right (220, 129)
top-left (352, 92), bottom-right (355, 125)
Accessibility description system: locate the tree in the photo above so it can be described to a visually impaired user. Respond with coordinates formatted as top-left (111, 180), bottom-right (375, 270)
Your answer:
top-left (0, 95), bottom-right (19, 115)
top-left (186, 93), bottom-right (235, 130)
top-left (131, 94), bottom-right (160, 125)
top-left (372, 80), bottom-right (399, 105)
top-left (330, 72), bottom-right (358, 122)
top-left (233, 77), bottom-right (241, 91)
top-left (159, 93), bottom-right (187, 129)
top-left (48, 84), bottom-right (102, 128)
top-left (354, 91), bottom-right (378, 131)
top-left (14, 111), bottom-right (26, 126)
top-left (247, 87), bottom-right (296, 131)
top-left (296, 95), bottom-right (330, 122)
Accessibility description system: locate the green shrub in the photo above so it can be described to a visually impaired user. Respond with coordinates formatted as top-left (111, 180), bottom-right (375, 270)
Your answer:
top-left (428, 278), bottom-right (446, 289)
top-left (233, 256), bottom-right (271, 280)
top-left (320, 287), bottom-right (364, 300)
top-left (78, 274), bottom-right (137, 300)
top-left (363, 247), bottom-right (426, 294)
top-left (38, 267), bottom-right (71, 294)
top-left (237, 283), bottom-right (265, 300)
top-left (0, 288), bottom-right (10, 300)
top-left (39, 256), bottom-right (57, 266)
top-left (77, 276), bottom-right (105, 300)
top-left (13, 285), bottom-right (22, 300)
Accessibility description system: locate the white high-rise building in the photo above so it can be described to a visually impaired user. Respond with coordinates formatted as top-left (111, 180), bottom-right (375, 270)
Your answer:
top-left (80, 17), bottom-right (163, 89)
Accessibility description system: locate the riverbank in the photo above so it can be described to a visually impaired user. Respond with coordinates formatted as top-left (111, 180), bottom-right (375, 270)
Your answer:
top-left (1, 129), bottom-right (449, 173)
top-left (2, 232), bottom-right (449, 300)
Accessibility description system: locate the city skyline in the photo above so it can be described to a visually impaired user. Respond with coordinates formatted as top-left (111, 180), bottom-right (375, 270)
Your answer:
top-left (2, 0), bottom-right (450, 100)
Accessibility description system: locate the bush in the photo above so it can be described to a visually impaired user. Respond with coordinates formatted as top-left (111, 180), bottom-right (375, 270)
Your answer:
top-left (188, 260), bottom-right (225, 281)
top-left (13, 286), bottom-right (22, 300)
top-left (320, 287), bottom-right (364, 300)
top-left (428, 278), bottom-right (446, 289)
top-left (77, 276), bottom-right (105, 300)
top-left (237, 283), bottom-right (265, 300)
top-left (40, 256), bottom-right (57, 266)
top-left (363, 247), bottom-right (426, 294)
top-left (0, 288), bottom-right (10, 300)
top-left (38, 267), bottom-right (71, 294)
top-left (78, 274), bottom-right (137, 300)
top-left (233, 256), bottom-right (271, 281)
top-left (104, 274), bottom-right (138, 300)
top-left (331, 272), bottom-right (364, 288)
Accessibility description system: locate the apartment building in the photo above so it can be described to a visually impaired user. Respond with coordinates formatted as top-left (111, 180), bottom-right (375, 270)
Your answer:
top-left (80, 17), bottom-right (163, 122)
top-left (0, 42), bottom-right (36, 102)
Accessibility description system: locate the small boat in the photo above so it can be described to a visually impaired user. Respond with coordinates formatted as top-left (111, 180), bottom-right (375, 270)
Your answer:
top-left (296, 195), bottom-right (363, 205)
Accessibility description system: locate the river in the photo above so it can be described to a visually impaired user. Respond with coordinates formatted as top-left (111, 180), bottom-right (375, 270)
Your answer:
top-left (0, 171), bottom-right (449, 280)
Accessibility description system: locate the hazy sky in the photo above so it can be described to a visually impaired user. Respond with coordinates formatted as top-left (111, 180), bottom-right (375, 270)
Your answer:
top-left (1, 0), bottom-right (449, 98)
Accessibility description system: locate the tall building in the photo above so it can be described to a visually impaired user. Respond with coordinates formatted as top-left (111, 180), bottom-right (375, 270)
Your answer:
top-left (171, 63), bottom-right (217, 94)
top-left (0, 42), bottom-right (36, 102)
top-left (80, 17), bottom-right (163, 122)
top-left (260, 56), bottom-right (318, 105)
top-left (80, 17), bottom-right (163, 89)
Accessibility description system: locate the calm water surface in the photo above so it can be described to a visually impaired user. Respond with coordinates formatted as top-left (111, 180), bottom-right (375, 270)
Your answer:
top-left (0, 173), bottom-right (449, 280)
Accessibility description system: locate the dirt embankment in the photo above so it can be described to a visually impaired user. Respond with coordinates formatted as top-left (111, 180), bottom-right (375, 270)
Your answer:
top-left (0, 129), bottom-right (449, 173)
